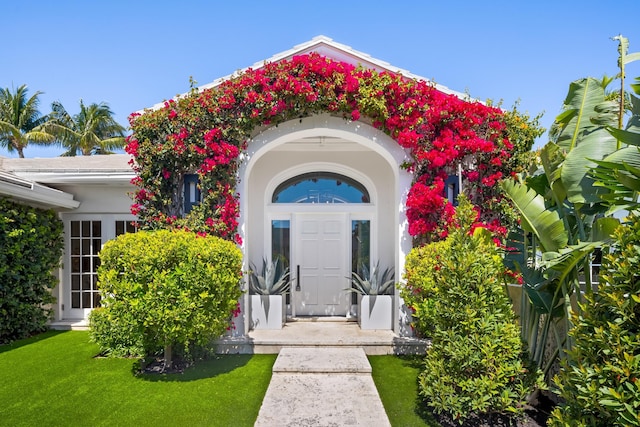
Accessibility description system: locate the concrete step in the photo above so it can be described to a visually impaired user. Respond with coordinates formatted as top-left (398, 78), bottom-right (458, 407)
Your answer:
top-left (215, 321), bottom-right (429, 355)
top-left (272, 347), bottom-right (371, 374)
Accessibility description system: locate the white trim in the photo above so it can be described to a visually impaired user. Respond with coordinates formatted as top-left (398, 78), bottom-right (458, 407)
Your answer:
top-left (0, 172), bottom-right (80, 209)
top-left (12, 172), bottom-right (135, 185)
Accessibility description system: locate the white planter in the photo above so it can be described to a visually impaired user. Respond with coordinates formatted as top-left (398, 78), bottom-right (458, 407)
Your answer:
top-left (250, 294), bottom-right (286, 330)
top-left (358, 294), bottom-right (392, 330)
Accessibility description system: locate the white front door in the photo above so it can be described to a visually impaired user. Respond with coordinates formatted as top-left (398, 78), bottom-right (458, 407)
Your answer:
top-left (294, 213), bottom-right (350, 316)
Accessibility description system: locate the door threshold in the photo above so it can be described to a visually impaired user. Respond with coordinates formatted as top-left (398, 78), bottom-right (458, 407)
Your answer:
top-left (288, 316), bottom-right (357, 323)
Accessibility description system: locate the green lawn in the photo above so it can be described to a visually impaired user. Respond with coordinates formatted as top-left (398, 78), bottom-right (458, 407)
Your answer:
top-left (1, 331), bottom-right (439, 426)
top-left (370, 355), bottom-right (440, 427)
top-left (0, 331), bottom-right (276, 427)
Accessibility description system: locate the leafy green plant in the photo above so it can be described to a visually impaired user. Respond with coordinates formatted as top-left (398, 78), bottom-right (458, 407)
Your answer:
top-left (347, 262), bottom-right (395, 296)
top-left (90, 230), bottom-right (243, 370)
top-left (248, 258), bottom-right (292, 295)
top-left (89, 306), bottom-right (144, 357)
top-left (44, 100), bottom-right (126, 156)
top-left (0, 198), bottom-right (63, 343)
top-left (418, 196), bottom-right (544, 423)
top-left (401, 239), bottom-right (450, 337)
top-left (549, 213), bottom-right (640, 426)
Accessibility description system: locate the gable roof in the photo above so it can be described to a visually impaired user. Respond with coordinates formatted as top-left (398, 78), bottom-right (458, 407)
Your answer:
top-left (149, 35), bottom-right (467, 111)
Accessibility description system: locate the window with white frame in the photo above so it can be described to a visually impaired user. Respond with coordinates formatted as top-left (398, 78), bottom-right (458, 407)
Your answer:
top-left (64, 215), bottom-right (137, 316)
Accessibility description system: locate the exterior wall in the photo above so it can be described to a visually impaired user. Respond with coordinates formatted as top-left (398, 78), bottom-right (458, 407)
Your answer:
top-left (54, 183), bottom-right (134, 214)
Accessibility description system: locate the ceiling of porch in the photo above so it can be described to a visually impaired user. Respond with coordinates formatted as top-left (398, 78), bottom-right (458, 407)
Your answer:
top-left (271, 136), bottom-right (369, 152)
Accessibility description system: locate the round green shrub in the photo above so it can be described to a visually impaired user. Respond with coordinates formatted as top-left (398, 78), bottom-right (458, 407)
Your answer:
top-left (417, 196), bottom-right (544, 421)
top-left (89, 229), bottom-right (243, 365)
top-left (549, 213), bottom-right (640, 426)
top-left (0, 199), bottom-right (63, 343)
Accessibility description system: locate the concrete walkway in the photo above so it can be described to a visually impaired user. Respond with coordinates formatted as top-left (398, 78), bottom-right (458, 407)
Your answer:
top-left (254, 346), bottom-right (391, 427)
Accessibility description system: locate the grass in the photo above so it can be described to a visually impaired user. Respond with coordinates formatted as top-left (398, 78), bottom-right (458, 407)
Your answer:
top-left (369, 355), bottom-right (441, 427)
top-left (0, 331), bottom-right (276, 427)
top-left (2, 331), bottom-right (441, 426)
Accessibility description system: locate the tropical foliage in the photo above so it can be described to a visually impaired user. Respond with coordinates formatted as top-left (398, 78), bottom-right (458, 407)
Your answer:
top-left (0, 84), bottom-right (54, 158)
top-left (501, 34), bottom-right (640, 382)
top-left (127, 53), bottom-right (539, 244)
top-left (549, 213), bottom-right (640, 426)
top-left (45, 100), bottom-right (126, 156)
top-left (90, 230), bottom-right (243, 370)
top-left (500, 77), bottom-right (633, 379)
top-left (417, 196), bottom-right (544, 422)
top-left (0, 198), bottom-right (63, 343)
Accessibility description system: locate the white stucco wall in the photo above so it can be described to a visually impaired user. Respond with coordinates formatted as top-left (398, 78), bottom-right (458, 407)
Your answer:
top-left (54, 184), bottom-right (134, 214)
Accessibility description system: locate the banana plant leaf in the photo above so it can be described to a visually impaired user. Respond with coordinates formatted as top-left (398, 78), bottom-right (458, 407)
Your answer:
top-left (553, 78), bottom-right (616, 152)
top-left (606, 127), bottom-right (640, 146)
top-left (561, 129), bottom-right (618, 204)
top-left (501, 179), bottom-right (568, 253)
top-left (591, 216), bottom-right (622, 241)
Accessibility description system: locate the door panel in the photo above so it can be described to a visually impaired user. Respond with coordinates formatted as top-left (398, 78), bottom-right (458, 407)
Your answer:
top-left (295, 214), bottom-right (349, 316)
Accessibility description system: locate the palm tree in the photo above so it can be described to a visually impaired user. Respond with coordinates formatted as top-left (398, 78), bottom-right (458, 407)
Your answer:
top-left (0, 84), bottom-right (55, 158)
top-left (46, 100), bottom-right (126, 156)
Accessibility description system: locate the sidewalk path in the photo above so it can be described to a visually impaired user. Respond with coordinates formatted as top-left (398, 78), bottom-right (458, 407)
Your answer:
top-left (254, 346), bottom-right (391, 427)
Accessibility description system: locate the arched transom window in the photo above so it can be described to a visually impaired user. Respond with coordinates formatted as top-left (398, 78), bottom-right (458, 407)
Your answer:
top-left (272, 172), bottom-right (370, 204)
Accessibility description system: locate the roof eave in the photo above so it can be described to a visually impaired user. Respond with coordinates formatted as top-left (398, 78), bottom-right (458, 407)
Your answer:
top-left (0, 177), bottom-right (80, 210)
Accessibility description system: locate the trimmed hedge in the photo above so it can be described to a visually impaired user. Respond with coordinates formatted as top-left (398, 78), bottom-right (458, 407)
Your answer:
top-left (90, 230), bottom-right (243, 365)
top-left (0, 198), bottom-right (63, 343)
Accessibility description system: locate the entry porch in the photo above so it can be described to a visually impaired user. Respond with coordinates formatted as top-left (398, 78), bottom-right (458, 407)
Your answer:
top-left (216, 318), bottom-right (428, 355)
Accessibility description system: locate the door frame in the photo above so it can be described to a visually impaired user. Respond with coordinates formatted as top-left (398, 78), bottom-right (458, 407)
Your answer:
top-left (265, 208), bottom-right (375, 319)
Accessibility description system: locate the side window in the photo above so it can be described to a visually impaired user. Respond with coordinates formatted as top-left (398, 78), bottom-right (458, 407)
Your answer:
top-left (184, 174), bottom-right (200, 214)
top-left (115, 220), bottom-right (138, 236)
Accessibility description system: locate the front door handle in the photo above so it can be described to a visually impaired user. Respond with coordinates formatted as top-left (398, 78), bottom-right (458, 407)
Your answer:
top-left (296, 265), bottom-right (301, 291)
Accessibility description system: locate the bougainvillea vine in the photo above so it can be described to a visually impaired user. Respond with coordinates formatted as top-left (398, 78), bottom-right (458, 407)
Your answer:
top-left (127, 53), bottom-right (534, 244)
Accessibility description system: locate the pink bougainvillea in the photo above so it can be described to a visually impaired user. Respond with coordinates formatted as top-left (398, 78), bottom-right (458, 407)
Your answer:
top-left (127, 53), bottom-right (524, 244)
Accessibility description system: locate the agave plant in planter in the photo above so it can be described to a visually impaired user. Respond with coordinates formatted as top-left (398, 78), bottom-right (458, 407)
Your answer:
top-left (249, 258), bottom-right (293, 330)
top-left (347, 262), bottom-right (395, 330)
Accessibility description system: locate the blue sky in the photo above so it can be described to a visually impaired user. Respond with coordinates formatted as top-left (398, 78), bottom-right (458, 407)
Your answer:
top-left (2, 0), bottom-right (639, 157)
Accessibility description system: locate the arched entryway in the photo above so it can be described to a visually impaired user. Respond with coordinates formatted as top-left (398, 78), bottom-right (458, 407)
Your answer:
top-left (239, 114), bottom-right (412, 332)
